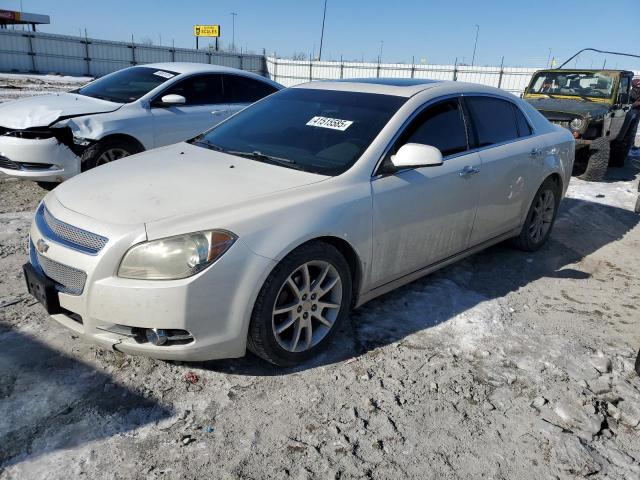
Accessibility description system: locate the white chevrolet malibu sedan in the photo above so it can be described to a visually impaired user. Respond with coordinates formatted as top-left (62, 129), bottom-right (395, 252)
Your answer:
top-left (24, 79), bottom-right (574, 366)
top-left (0, 63), bottom-right (280, 187)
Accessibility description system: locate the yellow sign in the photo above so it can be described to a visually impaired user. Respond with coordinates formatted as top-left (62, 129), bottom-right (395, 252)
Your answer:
top-left (194, 25), bottom-right (220, 37)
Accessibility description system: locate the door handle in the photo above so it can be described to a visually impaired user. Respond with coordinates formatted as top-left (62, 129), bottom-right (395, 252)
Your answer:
top-left (459, 165), bottom-right (480, 177)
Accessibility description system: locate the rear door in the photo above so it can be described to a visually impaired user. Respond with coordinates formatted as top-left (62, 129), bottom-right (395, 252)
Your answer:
top-left (370, 97), bottom-right (482, 286)
top-left (150, 74), bottom-right (229, 146)
top-left (464, 96), bottom-right (541, 245)
top-left (221, 74), bottom-right (279, 116)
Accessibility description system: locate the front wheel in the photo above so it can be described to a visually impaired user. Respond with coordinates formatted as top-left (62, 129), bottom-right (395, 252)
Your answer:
top-left (513, 178), bottom-right (560, 252)
top-left (578, 137), bottom-right (609, 182)
top-left (247, 242), bottom-right (353, 367)
top-left (80, 138), bottom-right (142, 172)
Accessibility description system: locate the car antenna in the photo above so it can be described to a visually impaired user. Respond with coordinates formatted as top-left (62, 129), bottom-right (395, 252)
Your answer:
top-left (556, 48), bottom-right (640, 69)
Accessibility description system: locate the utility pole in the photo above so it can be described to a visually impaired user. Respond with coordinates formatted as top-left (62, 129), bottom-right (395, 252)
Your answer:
top-left (471, 24), bottom-right (479, 66)
top-left (546, 48), bottom-right (552, 68)
top-left (230, 12), bottom-right (237, 52)
top-left (318, 0), bottom-right (328, 61)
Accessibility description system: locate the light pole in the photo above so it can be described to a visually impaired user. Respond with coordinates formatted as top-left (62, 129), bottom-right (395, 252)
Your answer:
top-left (546, 48), bottom-right (552, 68)
top-left (318, 0), bottom-right (328, 61)
top-left (378, 40), bottom-right (384, 63)
top-left (230, 12), bottom-right (237, 52)
top-left (471, 24), bottom-right (479, 67)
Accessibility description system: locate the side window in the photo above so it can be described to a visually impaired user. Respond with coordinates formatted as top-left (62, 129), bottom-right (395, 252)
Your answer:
top-left (222, 75), bottom-right (278, 103)
top-left (512, 105), bottom-right (533, 137)
top-left (159, 74), bottom-right (223, 105)
top-left (465, 97), bottom-right (519, 147)
top-left (618, 77), bottom-right (630, 104)
top-left (395, 99), bottom-right (468, 157)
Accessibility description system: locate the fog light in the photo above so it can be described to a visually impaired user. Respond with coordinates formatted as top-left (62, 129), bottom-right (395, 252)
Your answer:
top-left (146, 328), bottom-right (169, 346)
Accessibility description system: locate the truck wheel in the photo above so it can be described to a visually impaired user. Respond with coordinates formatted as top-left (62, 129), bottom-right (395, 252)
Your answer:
top-left (578, 137), bottom-right (609, 182)
top-left (80, 138), bottom-right (142, 172)
top-left (610, 118), bottom-right (639, 167)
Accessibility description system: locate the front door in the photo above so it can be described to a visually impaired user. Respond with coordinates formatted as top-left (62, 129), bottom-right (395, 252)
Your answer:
top-left (151, 74), bottom-right (231, 146)
top-left (371, 98), bottom-right (482, 287)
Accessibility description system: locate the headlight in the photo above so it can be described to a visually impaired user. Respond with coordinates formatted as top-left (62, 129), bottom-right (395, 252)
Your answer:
top-left (569, 118), bottom-right (585, 131)
top-left (118, 230), bottom-right (237, 280)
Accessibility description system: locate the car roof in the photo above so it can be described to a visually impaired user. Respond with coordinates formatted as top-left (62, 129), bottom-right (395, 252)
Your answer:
top-left (137, 62), bottom-right (281, 86)
top-left (293, 78), bottom-right (513, 98)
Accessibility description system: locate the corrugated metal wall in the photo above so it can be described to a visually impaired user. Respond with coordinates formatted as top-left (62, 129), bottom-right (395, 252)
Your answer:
top-left (0, 30), bottom-right (267, 78)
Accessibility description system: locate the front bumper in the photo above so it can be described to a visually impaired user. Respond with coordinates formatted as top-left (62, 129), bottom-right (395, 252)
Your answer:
top-left (27, 196), bottom-right (276, 361)
top-left (0, 135), bottom-right (81, 182)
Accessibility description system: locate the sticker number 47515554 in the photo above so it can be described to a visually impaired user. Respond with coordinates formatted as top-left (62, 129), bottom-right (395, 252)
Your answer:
top-left (306, 116), bottom-right (354, 131)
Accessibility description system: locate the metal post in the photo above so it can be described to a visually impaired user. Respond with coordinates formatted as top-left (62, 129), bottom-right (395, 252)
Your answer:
top-left (453, 57), bottom-right (458, 81)
top-left (340, 55), bottom-right (343, 79)
top-left (230, 12), bottom-right (237, 52)
top-left (309, 59), bottom-right (313, 81)
top-left (196, 36), bottom-right (199, 50)
top-left (497, 56), bottom-right (504, 89)
top-left (546, 48), bottom-right (552, 68)
top-left (131, 34), bottom-right (136, 65)
top-left (240, 54), bottom-right (243, 71)
top-left (84, 28), bottom-right (90, 76)
top-left (318, 0), bottom-right (327, 61)
top-left (471, 24), bottom-right (479, 67)
top-left (26, 32), bottom-right (36, 72)
top-left (411, 56), bottom-right (415, 78)
top-left (274, 52), bottom-right (278, 83)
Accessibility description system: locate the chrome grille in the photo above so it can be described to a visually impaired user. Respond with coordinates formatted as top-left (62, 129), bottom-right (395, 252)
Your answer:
top-left (30, 239), bottom-right (87, 295)
top-left (37, 204), bottom-right (108, 255)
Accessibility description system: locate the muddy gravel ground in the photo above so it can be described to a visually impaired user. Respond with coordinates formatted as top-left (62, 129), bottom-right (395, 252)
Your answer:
top-left (1, 77), bottom-right (640, 480)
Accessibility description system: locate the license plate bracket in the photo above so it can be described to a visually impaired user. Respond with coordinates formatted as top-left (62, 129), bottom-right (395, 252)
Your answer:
top-left (23, 262), bottom-right (63, 315)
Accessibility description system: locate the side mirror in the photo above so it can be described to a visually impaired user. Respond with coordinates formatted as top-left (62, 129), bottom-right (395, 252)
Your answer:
top-left (160, 94), bottom-right (186, 105)
top-left (390, 143), bottom-right (443, 170)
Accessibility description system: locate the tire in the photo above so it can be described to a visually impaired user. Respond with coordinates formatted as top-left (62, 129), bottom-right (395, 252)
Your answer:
top-left (610, 118), bottom-right (639, 167)
top-left (37, 181), bottom-right (58, 191)
top-left (513, 177), bottom-right (561, 252)
top-left (80, 137), bottom-right (142, 172)
top-left (578, 137), bottom-right (610, 182)
top-left (247, 241), bottom-right (353, 367)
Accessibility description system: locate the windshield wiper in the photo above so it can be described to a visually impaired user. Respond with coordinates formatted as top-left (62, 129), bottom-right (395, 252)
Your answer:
top-left (222, 149), bottom-right (304, 171)
top-left (192, 138), bottom-right (224, 152)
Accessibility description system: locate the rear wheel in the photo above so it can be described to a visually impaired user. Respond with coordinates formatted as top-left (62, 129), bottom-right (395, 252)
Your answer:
top-left (579, 137), bottom-right (609, 182)
top-left (247, 242), bottom-right (352, 367)
top-left (513, 178), bottom-right (560, 252)
top-left (80, 138), bottom-right (142, 172)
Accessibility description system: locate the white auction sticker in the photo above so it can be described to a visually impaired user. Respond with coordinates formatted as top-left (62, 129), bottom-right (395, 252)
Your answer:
top-left (306, 116), bottom-right (353, 131)
top-left (153, 71), bottom-right (175, 79)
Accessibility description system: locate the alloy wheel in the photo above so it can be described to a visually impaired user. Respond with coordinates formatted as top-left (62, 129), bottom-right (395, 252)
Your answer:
top-left (96, 147), bottom-right (129, 166)
top-left (528, 190), bottom-right (555, 243)
top-left (271, 260), bottom-right (343, 353)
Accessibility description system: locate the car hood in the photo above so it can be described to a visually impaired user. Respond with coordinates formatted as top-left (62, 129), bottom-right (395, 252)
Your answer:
top-left (52, 143), bottom-right (329, 226)
top-left (0, 92), bottom-right (122, 129)
top-left (525, 97), bottom-right (610, 119)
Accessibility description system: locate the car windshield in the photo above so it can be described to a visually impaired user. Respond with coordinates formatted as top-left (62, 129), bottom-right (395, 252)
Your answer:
top-left (74, 66), bottom-right (179, 103)
top-left (191, 88), bottom-right (407, 176)
top-left (527, 71), bottom-right (615, 99)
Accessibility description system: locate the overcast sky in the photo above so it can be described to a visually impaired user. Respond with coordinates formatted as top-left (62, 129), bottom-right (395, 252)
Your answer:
top-left (4, 0), bottom-right (640, 69)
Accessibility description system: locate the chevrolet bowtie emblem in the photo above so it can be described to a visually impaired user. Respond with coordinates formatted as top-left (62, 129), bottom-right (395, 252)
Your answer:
top-left (36, 239), bottom-right (49, 254)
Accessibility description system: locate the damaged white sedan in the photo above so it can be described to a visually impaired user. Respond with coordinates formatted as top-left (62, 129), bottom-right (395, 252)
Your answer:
top-left (0, 63), bottom-right (280, 187)
top-left (23, 79), bottom-right (574, 366)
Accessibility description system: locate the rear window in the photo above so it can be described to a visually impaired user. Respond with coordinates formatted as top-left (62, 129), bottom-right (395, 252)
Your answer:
top-left (465, 97), bottom-right (519, 147)
top-left (75, 67), bottom-right (178, 103)
top-left (513, 105), bottom-right (533, 137)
